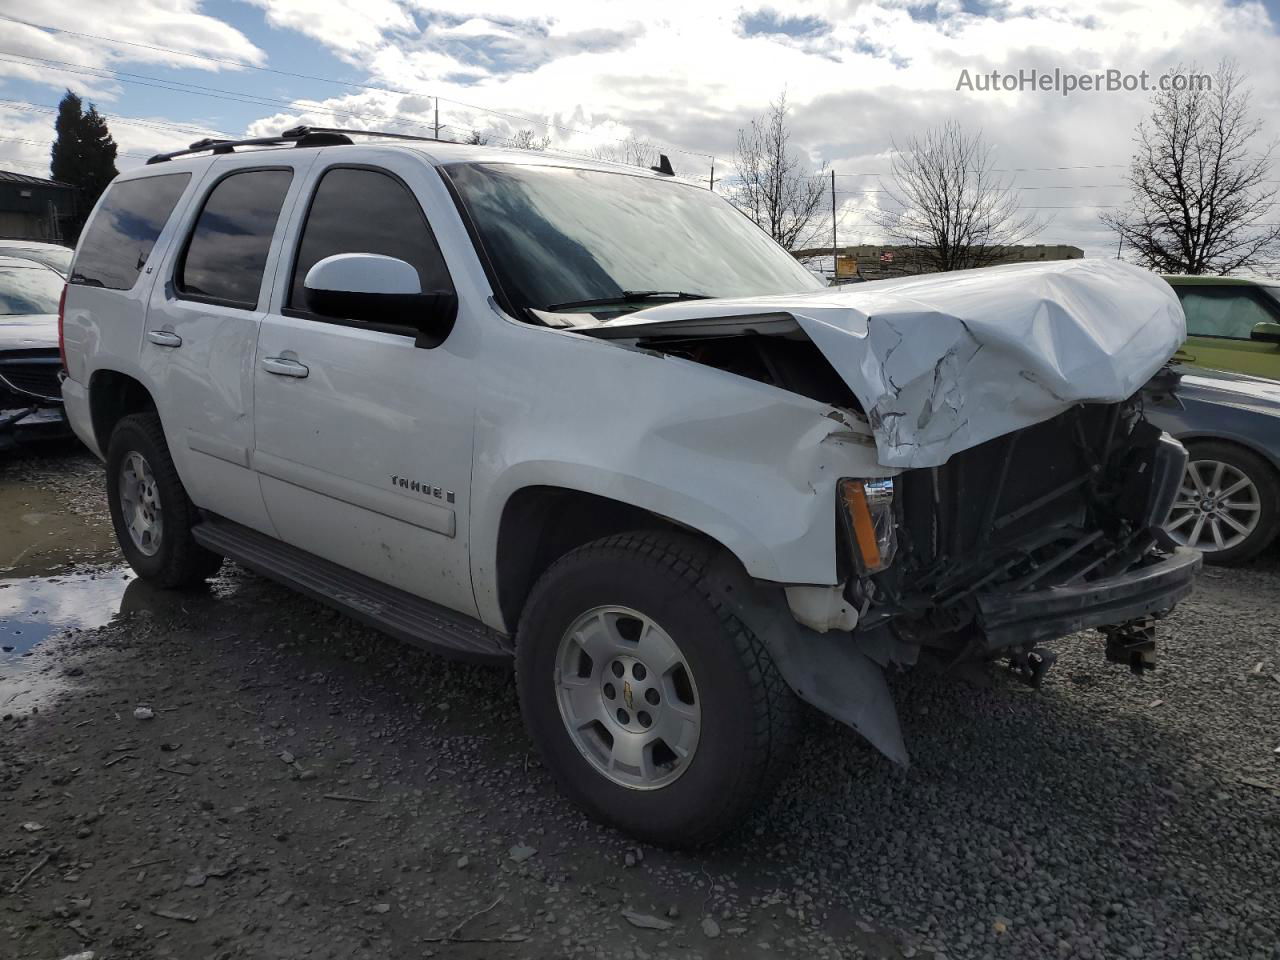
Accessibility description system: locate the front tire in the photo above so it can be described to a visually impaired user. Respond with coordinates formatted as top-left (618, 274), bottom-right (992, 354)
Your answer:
top-left (516, 531), bottom-right (799, 847)
top-left (106, 412), bottom-right (222, 587)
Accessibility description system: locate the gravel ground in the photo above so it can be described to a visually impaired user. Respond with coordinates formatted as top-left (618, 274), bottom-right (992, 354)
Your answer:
top-left (2, 447), bottom-right (1279, 960)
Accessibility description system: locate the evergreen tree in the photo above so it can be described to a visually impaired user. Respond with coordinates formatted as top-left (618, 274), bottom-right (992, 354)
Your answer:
top-left (50, 90), bottom-right (119, 239)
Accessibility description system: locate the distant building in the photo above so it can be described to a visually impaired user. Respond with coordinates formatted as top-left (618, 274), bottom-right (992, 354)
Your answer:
top-left (0, 171), bottom-right (78, 242)
top-left (797, 243), bottom-right (1085, 282)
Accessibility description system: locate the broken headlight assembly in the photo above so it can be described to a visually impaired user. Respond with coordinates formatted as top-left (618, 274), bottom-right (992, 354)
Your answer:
top-left (838, 477), bottom-right (898, 575)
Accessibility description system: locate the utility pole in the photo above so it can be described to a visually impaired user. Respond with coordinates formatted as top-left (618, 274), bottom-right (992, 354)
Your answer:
top-left (1116, 236), bottom-right (1123, 259)
top-left (709, 159), bottom-right (715, 191)
top-left (830, 169), bottom-right (838, 281)
top-left (434, 97), bottom-right (440, 140)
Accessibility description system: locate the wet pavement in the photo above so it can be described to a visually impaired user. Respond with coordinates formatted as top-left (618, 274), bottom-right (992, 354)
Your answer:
top-left (0, 446), bottom-right (133, 712)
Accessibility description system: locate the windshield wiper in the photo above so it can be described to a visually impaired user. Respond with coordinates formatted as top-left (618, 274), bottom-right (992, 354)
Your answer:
top-left (546, 290), bottom-right (712, 311)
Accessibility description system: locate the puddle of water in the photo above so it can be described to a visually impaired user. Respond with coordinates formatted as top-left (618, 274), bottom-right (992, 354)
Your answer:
top-left (0, 568), bottom-right (135, 653)
top-left (1, 475), bottom-right (118, 577)
top-left (0, 568), bottom-right (137, 712)
top-left (1, 468), bottom-right (133, 709)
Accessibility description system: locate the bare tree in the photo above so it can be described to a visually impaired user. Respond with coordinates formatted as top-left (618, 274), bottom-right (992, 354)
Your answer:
top-left (1102, 60), bottom-right (1279, 275)
top-left (875, 121), bottom-right (1041, 272)
top-left (730, 92), bottom-right (828, 251)
top-left (462, 129), bottom-right (488, 145)
top-left (507, 128), bottom-right (550, 151)
top-left (593, 137), bottom-right (664, 171)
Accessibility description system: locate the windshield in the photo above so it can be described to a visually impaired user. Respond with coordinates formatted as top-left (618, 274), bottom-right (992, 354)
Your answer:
top-left (445, 163), bottom-right (823, 316)
top-left (0, 265), bottom-right (63, 316)
top-left (0, 244), bottom-right (73, 275)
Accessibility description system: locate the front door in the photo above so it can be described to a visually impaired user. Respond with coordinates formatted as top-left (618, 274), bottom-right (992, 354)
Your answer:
top-left (252, 150), bottom-right (479, 618)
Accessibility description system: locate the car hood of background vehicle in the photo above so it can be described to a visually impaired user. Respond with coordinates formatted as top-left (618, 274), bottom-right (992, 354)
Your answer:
top-left (1178, 367), bottom-right (1280, 411)
top-left (576, 259), bottom-right (1186, 469)
top-left (0, 314), bottom-right (58, 351)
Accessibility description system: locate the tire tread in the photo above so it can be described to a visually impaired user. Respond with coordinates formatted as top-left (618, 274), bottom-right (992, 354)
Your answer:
top-left (517, 530), bottom-right (799, 846)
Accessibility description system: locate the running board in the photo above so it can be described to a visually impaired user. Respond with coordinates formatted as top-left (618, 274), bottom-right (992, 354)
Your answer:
top-left (192, 516), bottom-right (512, 663)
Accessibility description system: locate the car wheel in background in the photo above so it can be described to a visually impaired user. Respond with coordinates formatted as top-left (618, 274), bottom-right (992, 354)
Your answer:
top-left (106, 412), bottom-right (223, 587)
top-left (1167, 440), bottom-right (1280, 565)
top-left (516, 531), bottom-right (799, 848)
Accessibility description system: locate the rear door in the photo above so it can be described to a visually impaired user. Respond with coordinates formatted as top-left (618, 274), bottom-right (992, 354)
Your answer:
top-left (144, 153), bottom-right (316, 534)
top-left (251, 149), bottom-right (479, 617)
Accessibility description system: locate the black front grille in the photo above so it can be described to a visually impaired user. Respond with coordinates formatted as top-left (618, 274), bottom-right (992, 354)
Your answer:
top-left (894, 401), bottom-right (1160, 604)
top-left (0, 351), bottom-right (61, 401)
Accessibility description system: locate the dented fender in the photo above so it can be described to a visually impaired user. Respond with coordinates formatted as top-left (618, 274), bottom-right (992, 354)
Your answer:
top-left (468, 319), bottom-right (894, 633)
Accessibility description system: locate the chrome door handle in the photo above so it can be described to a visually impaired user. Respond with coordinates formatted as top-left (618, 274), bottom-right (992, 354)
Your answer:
top-left (261, 357), bottom-right (309, 378)
top-left (147, 330), bottom-right (182, 348)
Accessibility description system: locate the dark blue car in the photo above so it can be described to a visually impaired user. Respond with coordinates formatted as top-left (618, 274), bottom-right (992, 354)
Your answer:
top-left (1145, 367), bottom-right (1280, 565)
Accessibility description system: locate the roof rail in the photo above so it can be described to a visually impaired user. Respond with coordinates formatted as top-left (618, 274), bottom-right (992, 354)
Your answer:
top-left (145, 126), bottom-right (441, 165)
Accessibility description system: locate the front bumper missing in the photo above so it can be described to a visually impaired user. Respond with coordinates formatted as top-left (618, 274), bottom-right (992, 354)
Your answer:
top-left (975, 545), bottom-right (1202, 651)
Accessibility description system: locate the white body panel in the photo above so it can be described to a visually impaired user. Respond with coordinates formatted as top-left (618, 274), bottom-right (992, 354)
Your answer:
top-left (252, 148), bottom-right (480, 618)
top-left (464, 312), bottom-right (885, 630)
top-left (61, 166), bottom-right (211, 458)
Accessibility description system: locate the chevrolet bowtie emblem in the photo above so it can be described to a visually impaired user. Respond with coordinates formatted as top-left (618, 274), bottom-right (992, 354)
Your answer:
top-left (623, 680), bottom-right (634, 711)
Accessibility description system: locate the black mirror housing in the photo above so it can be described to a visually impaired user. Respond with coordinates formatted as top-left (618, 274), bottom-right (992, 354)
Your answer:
top-left (304, 287), bottom-right (458, 347)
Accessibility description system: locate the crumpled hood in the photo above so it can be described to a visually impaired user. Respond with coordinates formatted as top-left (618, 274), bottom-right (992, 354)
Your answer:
top-left (582, 259), bottom-right (1186, 469)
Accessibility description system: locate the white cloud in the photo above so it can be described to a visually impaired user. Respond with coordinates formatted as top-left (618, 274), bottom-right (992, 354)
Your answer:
top-left (3, 0), bottom-right (1279, 255)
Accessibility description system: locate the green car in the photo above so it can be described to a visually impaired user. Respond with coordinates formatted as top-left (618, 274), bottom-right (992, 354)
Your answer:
top-left (1164, 275), bottom-right (1280, 380)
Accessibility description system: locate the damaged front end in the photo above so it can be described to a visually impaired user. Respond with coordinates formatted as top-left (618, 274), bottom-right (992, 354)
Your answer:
top-left (853, 391), bottom-right (1200, 677)
top-left (576, 259), bottom-right (1200, 765)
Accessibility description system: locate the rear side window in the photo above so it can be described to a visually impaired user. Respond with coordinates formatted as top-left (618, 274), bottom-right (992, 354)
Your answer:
top-left (1178, 287), bottom-right (1278, 339)
top-left (71, 173), bottom-right (190, 290)
top-left (178, 169), bottom-right (293, 308)
top-left (288, 167), bottom-right (452, 312)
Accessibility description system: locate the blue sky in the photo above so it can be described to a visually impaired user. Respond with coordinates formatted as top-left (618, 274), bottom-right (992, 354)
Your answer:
top-left (1, 0), bottom-right (1278, 258)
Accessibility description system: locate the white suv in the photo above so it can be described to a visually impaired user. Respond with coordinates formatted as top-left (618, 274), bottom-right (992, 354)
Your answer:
top-left (60, 127), bottom-right (1199, 846)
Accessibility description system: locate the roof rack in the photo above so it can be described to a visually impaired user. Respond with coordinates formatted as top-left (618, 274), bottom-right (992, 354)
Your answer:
top-left (145, 126), bottom-right (441, 165)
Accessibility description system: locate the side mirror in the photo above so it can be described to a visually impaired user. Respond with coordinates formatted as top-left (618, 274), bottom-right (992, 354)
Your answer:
top-left (303, 253), bottom-right (457, 347)
top-left (1250, 321), bottom-right (1280, 345)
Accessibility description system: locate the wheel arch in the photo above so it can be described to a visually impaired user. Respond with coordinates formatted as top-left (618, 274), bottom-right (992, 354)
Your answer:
top-left (493, 485), bottom-right (736, 636)
top-left (1176, 432), bottom-right (1280, 479)
top-left (88, 369), bottom-right (158, 456)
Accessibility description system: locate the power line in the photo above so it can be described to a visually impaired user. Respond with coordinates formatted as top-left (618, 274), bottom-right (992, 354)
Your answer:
top-left (0, 14), bottom-right (721, 162)
top-left (0, 13), bottom-right (427, 99)
top-left (0, 97), bottom-right (230, 139)
top-left (0, 133), bottom-right (151, 159)
top-left (831, 163), bottom-right (1131, 176)
top-left (0, 52), bottom-right (451, 138)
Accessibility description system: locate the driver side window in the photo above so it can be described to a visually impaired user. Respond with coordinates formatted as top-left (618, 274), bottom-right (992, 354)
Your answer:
top-left (288, 167), bottom-right (452, 316)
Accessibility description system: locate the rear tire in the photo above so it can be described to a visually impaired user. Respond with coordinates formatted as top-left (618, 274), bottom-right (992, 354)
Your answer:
top-left (106, 412), bottom-right (222, 587)
top-left (1167, 440), bottom-right (1280, 566)
top-left (516, 531), bottom-right (799, 848)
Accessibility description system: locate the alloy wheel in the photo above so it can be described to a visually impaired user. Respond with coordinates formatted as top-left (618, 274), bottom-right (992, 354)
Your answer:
top-left (118, 451), bottom-right (164, 557)
top-left (554, 605), bottom-right (701, 790)
top-left (1167, 458), bottom-right (1261, 552)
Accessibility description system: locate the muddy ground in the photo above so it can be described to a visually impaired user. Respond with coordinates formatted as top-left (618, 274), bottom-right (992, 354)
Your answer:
top-left (2, 445), bottom-right (1278, 960)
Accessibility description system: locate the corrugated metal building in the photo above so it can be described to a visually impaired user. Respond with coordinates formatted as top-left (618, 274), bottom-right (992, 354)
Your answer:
top-left (0, 170), bottom-right (77, 242)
